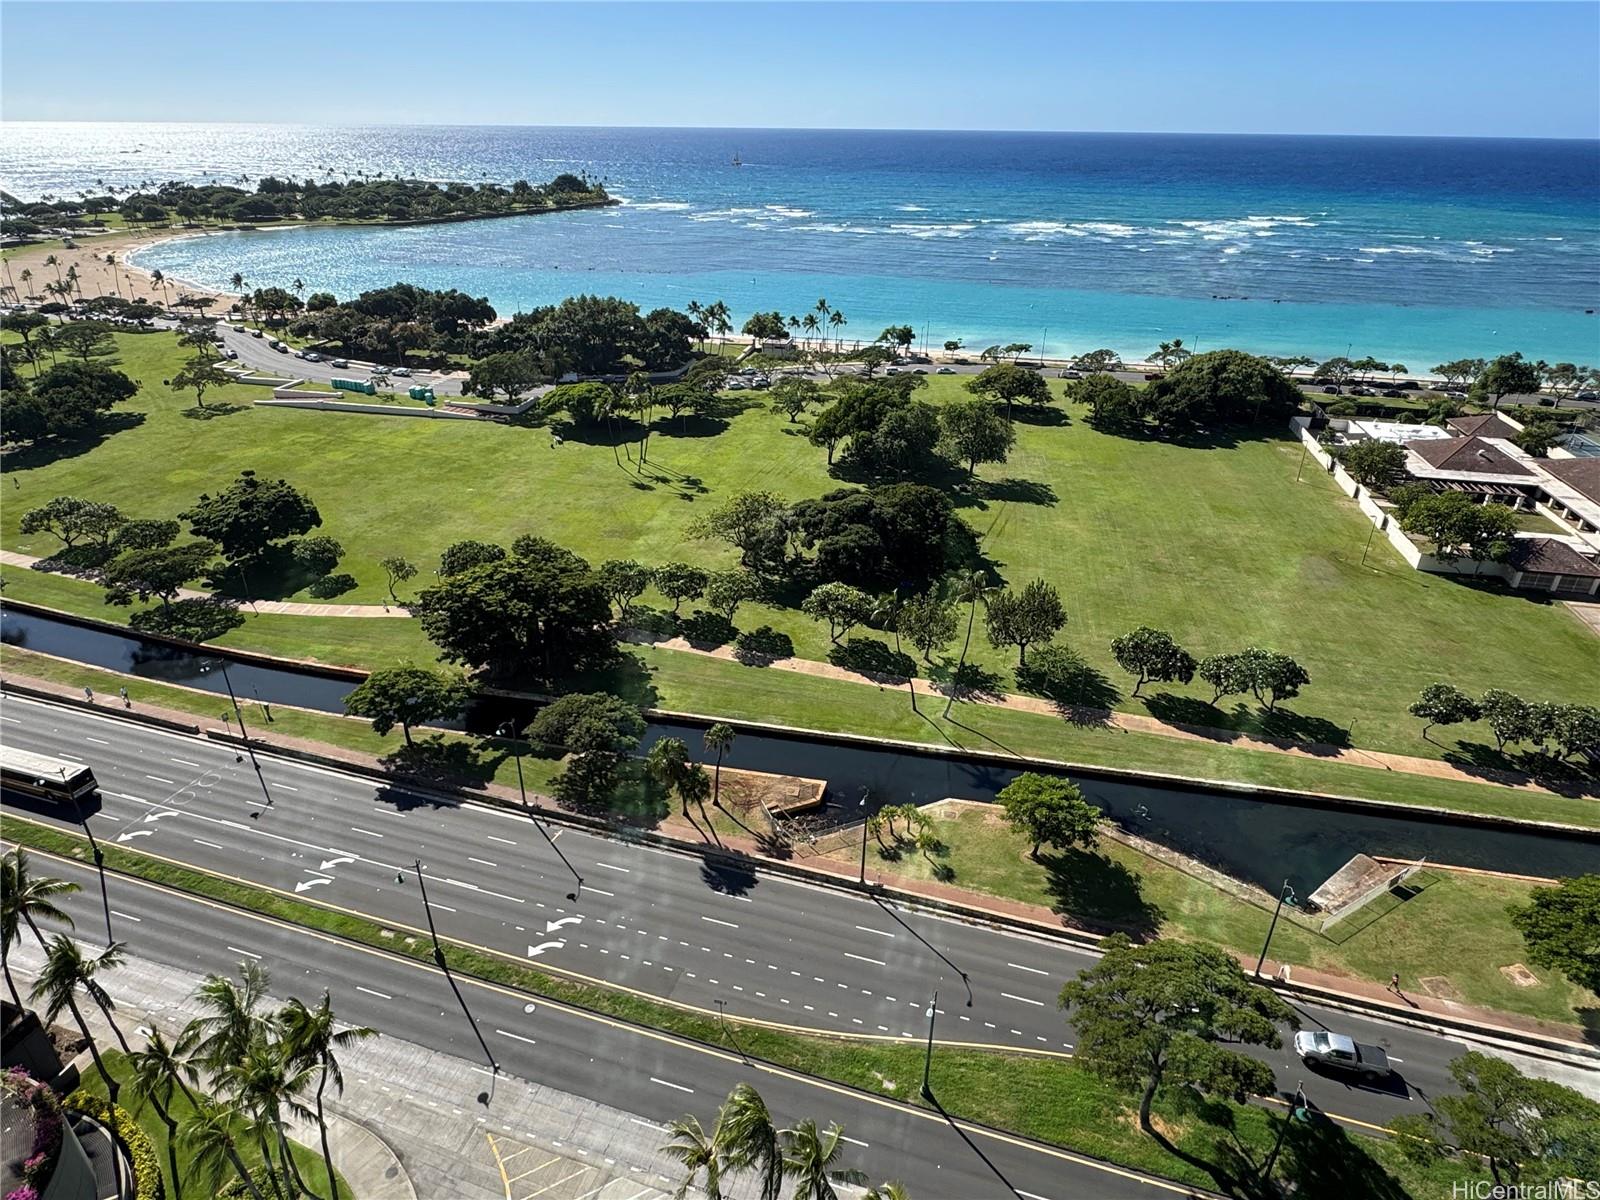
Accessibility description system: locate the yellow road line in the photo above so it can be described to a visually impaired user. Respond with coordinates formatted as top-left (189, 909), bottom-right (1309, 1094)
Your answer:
top-left (506, 1155), bottom-right (562, 1184)
top-left (523, 1166), bottom-right (591, 1198)
top-left (14, 840), bottom-right (1209, 1196)
top-left (486, 1133), bottom-right (513, 1199)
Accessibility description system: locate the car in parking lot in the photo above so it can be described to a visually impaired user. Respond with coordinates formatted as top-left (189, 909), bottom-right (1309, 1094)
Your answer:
top-left (223, 348), bottom-right (238, 359)
top-left (305, 352), bottom-right (322, 363)
top-left (727, 379), bottom-right (746, 391)
top-left (273, 342), bottom-right (288, 353)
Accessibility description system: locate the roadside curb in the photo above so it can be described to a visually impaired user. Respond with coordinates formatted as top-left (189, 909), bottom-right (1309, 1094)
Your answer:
top-left (13, 685), bottom-right (1592, 1066)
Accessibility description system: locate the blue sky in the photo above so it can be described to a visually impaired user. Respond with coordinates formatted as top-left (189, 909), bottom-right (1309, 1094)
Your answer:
top-left (4, 2), bottom-right (1596, 138)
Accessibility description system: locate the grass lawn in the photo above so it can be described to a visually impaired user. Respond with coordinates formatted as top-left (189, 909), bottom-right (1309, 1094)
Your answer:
top-left (12, 820), bottom-right (1479, 1200)
top-left (75, 1049), bottom-right (349, 1199)
top-left (4, 330), bottom-right (1596, 766)
top-left (5, 578), bottom-right (1598, 829)
top-left (825, 804), bottom-right (1597, 1027)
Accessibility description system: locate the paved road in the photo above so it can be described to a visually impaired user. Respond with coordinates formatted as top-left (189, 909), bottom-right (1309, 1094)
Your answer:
top-left (215, 322), bottom-right (467, 396)
top-left (18, 853), bottom-right (1198, 1200)
top-left (0, 695), bottom-right (1499, 1132)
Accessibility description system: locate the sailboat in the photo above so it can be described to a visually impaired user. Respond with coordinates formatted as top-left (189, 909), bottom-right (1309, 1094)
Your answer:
top-left (731, 152), bottom-right (742, 167)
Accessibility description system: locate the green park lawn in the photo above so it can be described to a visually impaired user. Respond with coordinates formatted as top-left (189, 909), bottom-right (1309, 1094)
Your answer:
top-left (4, 329), bottom-right (1597, 768)
top-left (832, 804), bottom-right (1596, 1028)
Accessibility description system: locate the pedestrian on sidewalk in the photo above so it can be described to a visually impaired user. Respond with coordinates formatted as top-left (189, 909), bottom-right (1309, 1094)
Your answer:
top-left (84, 686), bottom-right (94, 704)
top-left (119, 686), bottom-right (130, 708)
top-left (1388, 972), bottom-right (1403, 995)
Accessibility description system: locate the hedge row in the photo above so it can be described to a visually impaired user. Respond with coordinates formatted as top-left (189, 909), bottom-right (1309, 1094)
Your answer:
top-left (65, 1092), bottom-right (165, 1200)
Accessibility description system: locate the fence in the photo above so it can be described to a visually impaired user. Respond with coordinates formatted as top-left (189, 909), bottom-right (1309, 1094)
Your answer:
top-left (253, 398), bottom-right (478, 420)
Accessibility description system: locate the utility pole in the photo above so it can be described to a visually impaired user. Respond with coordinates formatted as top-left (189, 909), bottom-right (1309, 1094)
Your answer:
top-left (416, 859), bottom-right (498, 1074)
top-left (1254, 879), bottom-right (1297, 979)
top-left (218, 660), bottom-right (271, 807)
top-left (920, 991), bottom-right (939, 1101)
top-left (857, 789), bottom-right (871, 885)
top-left (500, 723), bottom-right (583, 898)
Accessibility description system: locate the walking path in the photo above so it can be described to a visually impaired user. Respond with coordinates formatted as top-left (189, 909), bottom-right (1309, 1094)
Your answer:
top-left (5, 549), bottom-right (1587, 799)
top-left (9, 938), bottom-right (688, 1200)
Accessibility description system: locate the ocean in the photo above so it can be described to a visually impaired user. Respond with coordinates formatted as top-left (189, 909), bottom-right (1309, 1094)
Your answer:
top-left (5, 123), bottom-right (1598, 365)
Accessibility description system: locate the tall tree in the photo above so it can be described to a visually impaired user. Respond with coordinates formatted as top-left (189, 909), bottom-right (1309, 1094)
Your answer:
top-left (718, 1083), bottom-right (784, 1200)
top-left (896, 592), bottom-right (957, 663)
top-left (1059, 936), bottom-right (1297, 1135)
top-left (703, 723), bottom-right (736, 810)
top-left (342, 665), bottom-right (472, 744)
top-left (31, 936), bottom-right (127, 1110)
top-left (280, 991), bottom-right (376, 1200)
top-left (182, 470), bottom-right (321, 563)
top-left (938, 396), bottom-right (1015, 478)
top-left (662, 1113), bottom-right (725, 1200)
top-left (966, 362), bottom-right (1051, 419)
top-left (1109, 627), bottom-right (1196, 697)
top-left (1408, 683), bottom-right (1481, 742)
top-left (801, 582), bottom-right (873, 644)
top-left (944, 570), bottom-right (995, 717)
top-left (1507, 875), bottom-right (1600, 995)
top-left (783, 1120), bottom-right (868, 1200)
top-left (997, 773), bottom-right (1101, 860)
top-left (983, 579), bottom-right (1066, 665)
top-left (1472, 352), bottom-right (1541, 410)
top-left (379, 555), bottom-right (417, 603)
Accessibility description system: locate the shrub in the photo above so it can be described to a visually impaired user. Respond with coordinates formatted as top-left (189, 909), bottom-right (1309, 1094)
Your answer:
top-left (66, 1092), bottom-right (165, 1200)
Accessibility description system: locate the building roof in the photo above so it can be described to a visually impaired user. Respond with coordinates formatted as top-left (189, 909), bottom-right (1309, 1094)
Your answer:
top-left (1446, 413), bottom-right (1521, 440)
top-left (1542, 457), bottom-right (1600, 506)
top-left (1410, 436), bottom-right (1535, 476)
top-left (1511, 537), bottom-right (1600, 578)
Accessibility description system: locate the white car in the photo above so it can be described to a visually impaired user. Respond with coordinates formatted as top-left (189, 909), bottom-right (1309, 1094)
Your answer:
top-left (331, 359), bottom-right (349, 369)
top-left (390, 367), bottom-right (412, 378)
top-left (305, 352), bottom-right (322, 363)
top-left (223, 348), bottom-right (238, 360)
top-left (937, 366), bottom-right (955, 374)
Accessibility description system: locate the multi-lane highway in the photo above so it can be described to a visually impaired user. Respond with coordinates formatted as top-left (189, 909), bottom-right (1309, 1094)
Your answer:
top-left (12, 691), bottom-right (1596, 1194)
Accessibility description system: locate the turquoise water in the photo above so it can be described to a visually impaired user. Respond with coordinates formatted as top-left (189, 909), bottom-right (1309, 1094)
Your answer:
top-left (9, 123), bottom-right (1596, 364)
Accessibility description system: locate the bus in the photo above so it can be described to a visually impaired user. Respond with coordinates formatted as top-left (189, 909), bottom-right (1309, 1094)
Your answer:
top-left (0, 745), bottom-right (99, 805)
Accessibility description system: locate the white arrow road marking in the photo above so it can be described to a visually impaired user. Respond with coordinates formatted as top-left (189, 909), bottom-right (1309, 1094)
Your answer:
top-left (545, 916), bottom-right (583, 934)
top-left (294, 876), bottom-right (334, 893)
top-left (116, 830), bottom-right (156, 843)
top-left (526, 941), bottom-right (566, 957)
top-left (142, 811), bottom-right (180, 823)
top-left (319, 856), bottom-right (356, 871)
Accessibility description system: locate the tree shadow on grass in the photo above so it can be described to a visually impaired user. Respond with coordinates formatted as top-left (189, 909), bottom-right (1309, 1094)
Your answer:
top-left (31, 544), bottom-right (117, 577)
top-left (733, 626), bottom-right (794, 666)
top-left (1012, 404), bottom-right (1070, 427)
top-left (828, 637), bottom-right (915, 682)
top-left (0, 412), bottom-right (145, 471)
top-left (1141, 692), bottom-right (1233, 731)
top-left (931, 661), bottom-right (1006, 705)
top-left (679, 610), bottom-right (736, 649)
top-left (1040, 847), bottom-right (1164, 936)
top-left (1253, 707), bottom-right (1352, 751)
top-left (980, 477), bottom-right (1057, 507)
top-left (1444, 740), bottom-right (1599, 798)
top-left (1016, 652), bottom-right (1121, 711)
top-left (377, 734), bottom-right (494, 793)
top-left (1273, 1099), bottom-right (1411, 1200)
top-left (181, 403), bottom-right (248, 421)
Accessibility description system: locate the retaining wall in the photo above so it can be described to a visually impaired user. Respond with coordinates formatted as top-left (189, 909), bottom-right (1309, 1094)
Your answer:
top-left (254, 398), bottom-right (478, 420)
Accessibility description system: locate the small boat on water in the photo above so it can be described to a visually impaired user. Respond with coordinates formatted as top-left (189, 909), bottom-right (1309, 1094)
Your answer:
top-left (731, 152), bottom-right (742, 167)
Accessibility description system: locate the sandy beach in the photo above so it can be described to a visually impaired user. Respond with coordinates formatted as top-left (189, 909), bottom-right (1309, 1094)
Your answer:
top-left (3, 225), bottom-right (238, 312)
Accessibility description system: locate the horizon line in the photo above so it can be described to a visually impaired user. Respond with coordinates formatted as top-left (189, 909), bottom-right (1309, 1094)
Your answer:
top-left (4, 118), bottom-right (1597, 143)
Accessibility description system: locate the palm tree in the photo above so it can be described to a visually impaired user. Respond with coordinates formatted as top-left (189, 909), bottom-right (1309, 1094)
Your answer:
top-left (127, 1030), bottom-right (194, 1198)
top-left (65, 264), bottom-right (82, 300)
top-left (802, 313), bottom-right (819, 347)
top-left (687, 300), bottom-right (705, 350)
top-left (19, 267), bottom-right (33, 299)
top-left (702, 723), bottom-right (735, 810)
top-left (221, 1036), bottom-right (317, 1200)
top-left (782, 1120), bottom-right (866, 1200)
top-left (646, 736), bottom-right (692, 817)
top-left (291, 278), bottom-right (305, 305)
top-left (661, 1112), bottom-right (724, 1200)
top-left (829, 310), bottom-right (847, 351)
top-left (151, 268), bottom-right (170, 309)
top-left (944, 571), bottom-right (994, 718)
top-left (44, 253), bottom-right (62, 283)
top-left (864, 1184), bottom-right (911, 1200)
top-left (31, 935), bottom-right (122, 1109)
top-left (182, 1097), bottom-right (271, 1200)
top-left (814, 298), bottom-right (830, 343)
top-left (281, 991), bottom-right (374, 1200)
top-left (2, 848), bottom-right (80, 969)
top-left (104, 254), bottom-right (122, 297)
top-left (719, 1083), bottom-right (784, 1200)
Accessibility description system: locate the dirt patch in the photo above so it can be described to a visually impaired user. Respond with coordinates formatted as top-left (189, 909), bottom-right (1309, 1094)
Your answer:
top-left (716, 766), bottom-right (823, 815)
top-left (1499, 963), bottom-right (1541, 988)
top-left (1418, 976), bottom-right (1464, 1001)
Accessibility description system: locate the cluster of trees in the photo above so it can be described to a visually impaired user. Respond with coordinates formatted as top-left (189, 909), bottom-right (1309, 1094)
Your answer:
top-left (284, 281), bottom-right (497, 362)
top-left (8, 173), bottom-right (610, 234)
top-left (0, 350), bottom-right (139, 443)
top-left (1071, 350), bottom-right (1302, 437)
top-left (1105, 628), bottom-right (1309, 711)
top-left (662, 1082), bottom-right (902, 1200)
top-left (1389, 486), bottom-right (1518, 572)
top-left (1427, 352), bottom-right (1596, 407)
top-left (1410, 683), bottom-right (1599, 761)
top-left (467, 294), bottom-right (699, 376)
top-left (2, 848), bottom-right (368, 1200)
top-left (411, 535), bottom-right (616, 682)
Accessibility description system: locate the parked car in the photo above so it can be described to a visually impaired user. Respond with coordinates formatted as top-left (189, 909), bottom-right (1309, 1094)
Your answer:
top-left (251, 329), bottom-right (265, 339)
top-left (913, 368), bottom-right (928, 375)
top-left (1576, 391), bottom-right (1599, 402)
top-left (331, 359), bottom-right (349, 369)
top-left (937, 366), bottom-right (956, 375)
top-left (305, 352), bottom-right (323, 363)
top-left (886, 367), bottom-right (901, 375)
top-left (1294, 1031), bottom-right (1392, 1081)
top-left (1322, 386), bottom-right (1342, 395)
top-left (223, 348), bottom-right (238, 360)
top-left (952, 357), bottom-right (971, 365)
top-left (1058, 369), bottom-right (1081, 379)
top-left (273, 343), bottom-right (288, 353)
top-left (294, 350), bottom-right (307, 359)
top-left (727, 380), bottom-right (746, 391)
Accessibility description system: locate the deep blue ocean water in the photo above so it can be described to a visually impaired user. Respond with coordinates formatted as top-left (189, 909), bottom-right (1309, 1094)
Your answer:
top-left (6, 123), bottom-right (1598, 364)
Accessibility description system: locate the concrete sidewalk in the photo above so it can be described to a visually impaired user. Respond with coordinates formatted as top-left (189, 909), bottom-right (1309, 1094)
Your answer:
top-left (8, 938), bottom-right (692, 1200)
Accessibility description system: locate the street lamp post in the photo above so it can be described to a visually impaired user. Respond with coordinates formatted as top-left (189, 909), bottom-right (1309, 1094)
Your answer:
top-left (55, 778), bottom-right (112, 944)
top-left (416, 858), bottom-right (498, 1074)
top-left (856, 789), bottom-right (871, 885)
top-left (499, 722), bottom-right (583, 897)
top-left (1254, 879), bottom-right (1298, 979)
top-left (920, 991), bottom-right (939, 1101)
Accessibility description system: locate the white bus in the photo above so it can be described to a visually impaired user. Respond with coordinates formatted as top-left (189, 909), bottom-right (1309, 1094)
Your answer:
top-left (0, 745), bottom-right (99, 804)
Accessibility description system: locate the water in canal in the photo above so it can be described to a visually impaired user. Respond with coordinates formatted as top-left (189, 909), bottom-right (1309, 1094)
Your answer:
top-left (5, 605), bottom-right (1596, 894)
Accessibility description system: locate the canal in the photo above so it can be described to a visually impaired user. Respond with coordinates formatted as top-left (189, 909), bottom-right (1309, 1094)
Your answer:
top-left (4, 604), bottom-right (1596, 895)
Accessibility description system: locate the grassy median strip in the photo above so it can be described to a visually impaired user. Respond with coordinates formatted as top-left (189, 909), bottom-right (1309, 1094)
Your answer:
top-left (4, 814), bottom-right (1479, 1197)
